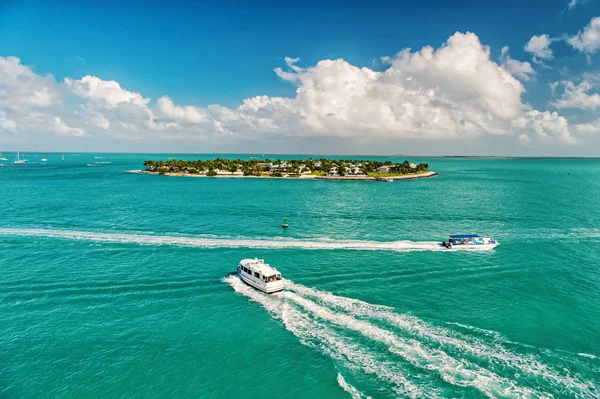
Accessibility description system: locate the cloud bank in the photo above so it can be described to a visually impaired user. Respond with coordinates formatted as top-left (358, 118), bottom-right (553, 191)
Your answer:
top-left (0, 31), bottom-right (587, 153)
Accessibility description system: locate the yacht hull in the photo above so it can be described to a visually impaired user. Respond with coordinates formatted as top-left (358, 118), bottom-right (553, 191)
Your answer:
top-left (239, 273), bottom-right (284, 294)
top-left (439, 242), bottom-right (499, 250)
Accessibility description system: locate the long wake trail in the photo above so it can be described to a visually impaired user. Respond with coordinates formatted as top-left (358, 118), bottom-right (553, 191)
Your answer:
top-left (225, 276), bottom-right (598, 398)
top-left (0, 227), bottom-right (495, 252)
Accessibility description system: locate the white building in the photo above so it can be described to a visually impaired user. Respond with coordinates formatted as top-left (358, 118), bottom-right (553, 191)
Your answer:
top-left (350, 167), bottom-right (364, 175)
top-left (376, 166), bottom-right (390, 173)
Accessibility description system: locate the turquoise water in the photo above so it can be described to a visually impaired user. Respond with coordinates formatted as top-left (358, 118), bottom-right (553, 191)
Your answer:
top-left (1, 153), bottom-right (599, 398)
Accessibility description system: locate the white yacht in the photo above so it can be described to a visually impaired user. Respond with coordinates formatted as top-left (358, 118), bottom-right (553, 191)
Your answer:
top-left (441, 234), bottom-right (498, 249)
top-left (237, 258), bottom-right (284, 294)
top-left (14, 152), bottom-right (27, 164)
top-left (0, 152), bottom-right (7, 161)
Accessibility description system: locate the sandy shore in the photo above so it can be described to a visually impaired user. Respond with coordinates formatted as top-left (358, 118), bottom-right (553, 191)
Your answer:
top-left (314, 171), bottom-right (439, 181)
top-left (132, 170), bottom-right (439, 180)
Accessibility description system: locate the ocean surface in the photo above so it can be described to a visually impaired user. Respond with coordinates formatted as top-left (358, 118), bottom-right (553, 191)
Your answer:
top-left (1, 152), bottom-right (599, 398)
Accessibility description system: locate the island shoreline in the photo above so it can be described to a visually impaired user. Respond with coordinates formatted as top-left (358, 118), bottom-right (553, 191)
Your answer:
top-left (130, 170), bottom-right (439, 181)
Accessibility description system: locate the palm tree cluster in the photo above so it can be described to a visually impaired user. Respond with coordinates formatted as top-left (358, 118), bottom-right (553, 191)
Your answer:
top-left (143, 158), bottom-right (429, 176)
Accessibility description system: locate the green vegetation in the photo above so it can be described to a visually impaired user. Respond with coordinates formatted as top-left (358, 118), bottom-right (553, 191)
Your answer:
top-left (143, 158), bottom-right (429, 177)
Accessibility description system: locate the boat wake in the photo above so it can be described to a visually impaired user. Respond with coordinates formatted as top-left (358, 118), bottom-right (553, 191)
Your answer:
top-left (225, 276), bottom-right (598, 398)
top-left (0, 228), bottom-right (495, 252)
top-left (337, 373), bottom-right (371, 399)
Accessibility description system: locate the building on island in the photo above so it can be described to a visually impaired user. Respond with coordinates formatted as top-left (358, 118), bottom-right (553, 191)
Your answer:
top-left (351, 167), bottom-right (364, 175)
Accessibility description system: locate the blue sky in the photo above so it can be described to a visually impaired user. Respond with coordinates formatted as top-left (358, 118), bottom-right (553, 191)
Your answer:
top-left (0, 0), bottom-right (599, 155)
top-left (0, 0), bottom-right (589, 105)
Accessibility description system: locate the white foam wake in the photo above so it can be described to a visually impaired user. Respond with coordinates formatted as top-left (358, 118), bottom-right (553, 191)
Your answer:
top-left (337, 373), bottom-right (371, 399)
top-left (224, 276), bottom-right (428, 398)
top-left (288, 282), bottom-right (596, 397)
top-left (578, 353), bottom-right (598, 360)
top-left (0, 228), bottom-right (495, 252)
top-left (285, 291), bottom-right (543, 398)
top-left (226, 276), bottom-right (598, 398)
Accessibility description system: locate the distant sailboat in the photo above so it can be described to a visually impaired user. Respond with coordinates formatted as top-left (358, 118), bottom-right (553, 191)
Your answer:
top-left (0, 152), bottom-right (7, 161)
top-left (14, 152), bottom-right (27, 164)
top-left (62, 154), bottom-right (64, 161)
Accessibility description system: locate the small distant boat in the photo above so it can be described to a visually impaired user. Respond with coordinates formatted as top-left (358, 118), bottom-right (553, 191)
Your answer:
top-left (384, 178), bottom-right (393, 182)
top-left (13, 152), bottom-right (27, 164)
top-left (0, 152), bottom-right (7, 161)
top-left (282, 217), bottom-right (289, 228)
top-left (441, 234), bottom-right (498, 249)
top-left (237, 259), bottom-right (284, 294)
top-left (61, 155), bottom-right (64, 161)
top-left (41, 158), bottom-right (48, 162)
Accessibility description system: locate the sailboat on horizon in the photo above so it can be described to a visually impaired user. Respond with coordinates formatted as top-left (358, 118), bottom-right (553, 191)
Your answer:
top-left (0, 151), bottom-right (7, 161)
top-left (14, 152), bottom-right (27, 164)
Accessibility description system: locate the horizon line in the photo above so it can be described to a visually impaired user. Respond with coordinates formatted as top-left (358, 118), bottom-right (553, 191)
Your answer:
top-left (1, 151), bottom-right (600, 159)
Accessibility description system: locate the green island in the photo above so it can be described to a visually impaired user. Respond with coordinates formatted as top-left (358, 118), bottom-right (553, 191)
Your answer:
top-left (141, 158), bottom-right (437, 180)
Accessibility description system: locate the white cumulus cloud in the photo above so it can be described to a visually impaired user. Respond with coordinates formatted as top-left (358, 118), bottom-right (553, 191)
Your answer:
top-left (568, 16), bottom-right (600, 56)
top-left (500, 46), bottom-right (536, 81)
top-left (51, 116), bottom-right (85, 137)
top-left (156, 96), bottom-right (208, 124)
top-left (551, 78), bottom-right (600, 110)
top-left (65, 75), bottom-right (149, 108)
top-left (525, 34), bottom-right (554, 63)
top-left (512, 110), bottom-right (575, 144)
top-left (248, 32), bottom-right (550, 141)
top-left (0, 56), bottom-right (63, 111)
top-left (574, 120), bottom-right (600, 134)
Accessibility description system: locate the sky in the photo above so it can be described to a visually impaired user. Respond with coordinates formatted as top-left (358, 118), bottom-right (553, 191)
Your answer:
top-left (0, 0), bottom-right (600, 155)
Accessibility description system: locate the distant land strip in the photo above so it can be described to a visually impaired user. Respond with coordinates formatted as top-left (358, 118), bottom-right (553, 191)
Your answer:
top-left (140, 158), bottom-right (438, 181)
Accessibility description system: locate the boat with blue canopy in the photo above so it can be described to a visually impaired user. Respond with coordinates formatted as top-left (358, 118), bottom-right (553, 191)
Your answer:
top-left (441, 234), bottom-right (498, 250)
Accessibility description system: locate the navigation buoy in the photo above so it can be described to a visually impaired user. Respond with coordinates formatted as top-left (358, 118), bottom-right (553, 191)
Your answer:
top-left (282, 218), bottom-right (289, 228)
